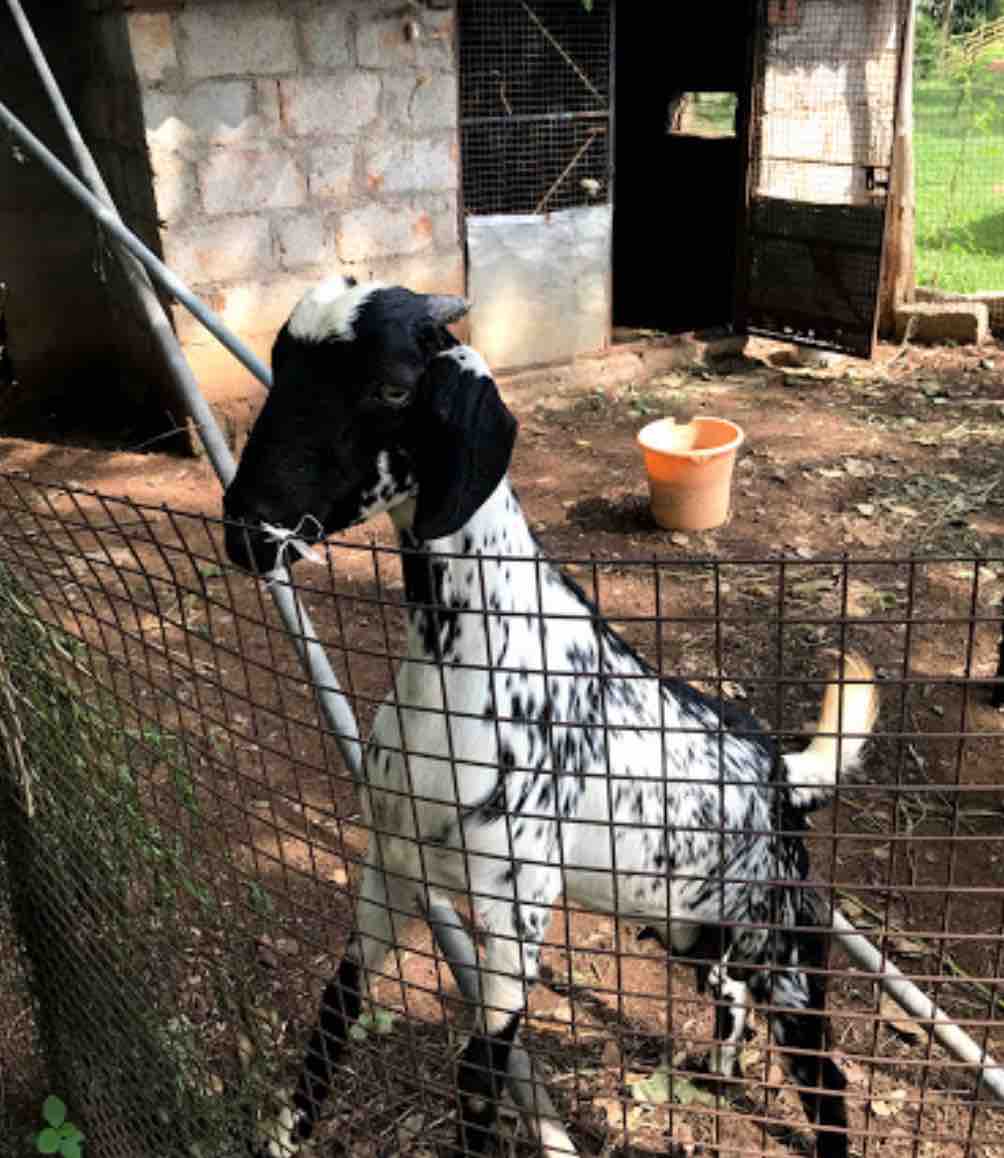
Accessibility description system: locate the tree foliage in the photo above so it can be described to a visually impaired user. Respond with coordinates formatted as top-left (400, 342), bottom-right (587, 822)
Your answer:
top-left (920, 0), bottom-right (1003, 36)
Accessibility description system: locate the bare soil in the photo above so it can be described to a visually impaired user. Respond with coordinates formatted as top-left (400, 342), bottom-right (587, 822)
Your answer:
top-left (2, 336), bottom-right (1004, 1158)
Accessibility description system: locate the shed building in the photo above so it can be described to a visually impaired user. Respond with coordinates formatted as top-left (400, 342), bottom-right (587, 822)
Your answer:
top-left (0, 0), bottom-right (908, 443)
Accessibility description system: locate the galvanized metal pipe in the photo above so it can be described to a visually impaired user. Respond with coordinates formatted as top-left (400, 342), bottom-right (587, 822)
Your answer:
top-left (427, 899), bottom-right (567, 1140)
top-left (832, 911), bottom-right (1004, 1102)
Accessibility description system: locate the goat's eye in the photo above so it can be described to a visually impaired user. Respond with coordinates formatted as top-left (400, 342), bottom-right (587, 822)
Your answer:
top-left (380, 383), bottom-right (412, 408)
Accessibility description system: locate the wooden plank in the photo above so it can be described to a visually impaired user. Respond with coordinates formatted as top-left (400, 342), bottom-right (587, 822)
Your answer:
top-left (878, 0), bottom-right (915, 337)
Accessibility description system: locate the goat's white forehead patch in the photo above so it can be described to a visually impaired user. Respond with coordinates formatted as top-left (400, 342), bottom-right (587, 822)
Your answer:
top-left (442, 345), bottom-right (492, 378)
top-left (288, 277), bottom-right (387, 343)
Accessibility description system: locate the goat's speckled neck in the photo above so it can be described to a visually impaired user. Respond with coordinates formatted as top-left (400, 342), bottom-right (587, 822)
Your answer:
top-left (398, 478), bottom-right (545, 660)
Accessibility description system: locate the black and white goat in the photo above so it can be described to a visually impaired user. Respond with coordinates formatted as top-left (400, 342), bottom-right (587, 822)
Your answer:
top-left (223, 276), bottom-right (879, 1158)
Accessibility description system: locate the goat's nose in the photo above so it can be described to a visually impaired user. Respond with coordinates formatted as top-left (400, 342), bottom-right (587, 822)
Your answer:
top-left (224, 518), bottom-right (280, 574)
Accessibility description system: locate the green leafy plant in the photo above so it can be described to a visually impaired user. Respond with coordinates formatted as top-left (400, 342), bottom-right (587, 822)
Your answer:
top-left (35, 1097), bottom-right (84, 1158)
top-left (915, 10), bottom-right (943, 79)
top-left (347, 1007), bottom-right (397, 1042)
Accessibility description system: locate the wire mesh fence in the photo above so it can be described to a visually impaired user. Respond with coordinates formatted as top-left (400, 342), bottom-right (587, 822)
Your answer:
top-left (1, 471), bottom-right (1003, 1158)
top-left (458, 0), bottom-right (611, 216)
top-left (914, 0), bottom-right (1004, 296)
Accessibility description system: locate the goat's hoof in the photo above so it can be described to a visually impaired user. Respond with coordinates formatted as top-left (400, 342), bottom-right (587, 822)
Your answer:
top-left (667, 1142), bottom-right (704, 1158)
top-left (814, 1136), bottom-right (848, 1158)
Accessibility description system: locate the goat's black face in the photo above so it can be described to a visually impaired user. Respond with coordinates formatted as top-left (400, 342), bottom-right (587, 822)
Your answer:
top-left (223, 277), bottom-right (516, 574)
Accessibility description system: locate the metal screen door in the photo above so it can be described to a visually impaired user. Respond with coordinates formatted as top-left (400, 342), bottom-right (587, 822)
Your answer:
top-left (737, 0), bottom-right (909, 356)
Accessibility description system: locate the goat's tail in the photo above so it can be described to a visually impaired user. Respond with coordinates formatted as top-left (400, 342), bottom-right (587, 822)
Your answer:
top-left (782, 651), bottom-right (879, 811)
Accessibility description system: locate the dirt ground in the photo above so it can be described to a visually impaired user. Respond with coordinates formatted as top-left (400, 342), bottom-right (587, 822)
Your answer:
top-left (2, 335), bottom-right (1004, 1158)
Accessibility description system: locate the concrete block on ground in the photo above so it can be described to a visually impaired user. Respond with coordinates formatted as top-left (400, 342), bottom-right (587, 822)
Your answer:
top-left (894, 301), bottom-right (990, 345)
top-left (500, 341), bottom-right (700, 409)
top-left (916, 287), bottom-right (1004, 333)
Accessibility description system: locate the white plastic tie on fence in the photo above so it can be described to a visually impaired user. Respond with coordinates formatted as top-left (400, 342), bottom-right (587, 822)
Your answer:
top-left (262, 516), bottom-right (325, 573)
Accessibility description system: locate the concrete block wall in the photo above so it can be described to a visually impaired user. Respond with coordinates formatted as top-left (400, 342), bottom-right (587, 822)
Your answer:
top-left (122, 0), bottom-right (463, 412)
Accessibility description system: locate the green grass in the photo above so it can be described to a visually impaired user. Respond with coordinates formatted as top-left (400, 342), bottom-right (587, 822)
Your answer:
top-left (675, 92), bottom-right (737, 138)
top-left (914, 60), bottom-right (1004, 292)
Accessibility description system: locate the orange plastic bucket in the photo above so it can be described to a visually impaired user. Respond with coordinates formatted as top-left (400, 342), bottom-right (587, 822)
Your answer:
top-left (637, 416), bottom-right (745, 531)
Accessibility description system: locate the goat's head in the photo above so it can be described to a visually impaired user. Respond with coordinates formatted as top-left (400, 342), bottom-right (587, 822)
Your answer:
top-left (223, 275), bottom-right (518, 573)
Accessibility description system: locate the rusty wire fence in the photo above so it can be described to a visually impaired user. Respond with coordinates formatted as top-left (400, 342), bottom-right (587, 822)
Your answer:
top-left (1, 471), bottom-right (1003, 1158)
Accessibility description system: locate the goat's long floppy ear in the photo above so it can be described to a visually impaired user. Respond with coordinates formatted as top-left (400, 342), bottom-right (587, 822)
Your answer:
top-left (411, 350), bottom-right (517, 541)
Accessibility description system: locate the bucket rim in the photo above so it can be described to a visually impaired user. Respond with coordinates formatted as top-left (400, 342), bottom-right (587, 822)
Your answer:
top-left (636, 415), bottom-right (745, 459)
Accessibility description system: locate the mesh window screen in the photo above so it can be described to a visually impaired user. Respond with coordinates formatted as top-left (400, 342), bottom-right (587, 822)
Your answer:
top-left (458, 0), bottom-right (611, 216)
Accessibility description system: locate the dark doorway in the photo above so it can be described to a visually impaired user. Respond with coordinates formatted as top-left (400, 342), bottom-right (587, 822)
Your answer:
top-left (612, 6), bottom-right (754, 334)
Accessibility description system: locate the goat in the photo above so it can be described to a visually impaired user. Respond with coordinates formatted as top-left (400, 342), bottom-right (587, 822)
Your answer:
top-left (223, 276), bottom-right (879, 1158)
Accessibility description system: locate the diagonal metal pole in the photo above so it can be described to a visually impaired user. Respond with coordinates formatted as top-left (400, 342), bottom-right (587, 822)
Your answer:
top-left (1, 9), bottom-right (562, 1133)
top-left (833, 911), bottom-right (1004, 1102)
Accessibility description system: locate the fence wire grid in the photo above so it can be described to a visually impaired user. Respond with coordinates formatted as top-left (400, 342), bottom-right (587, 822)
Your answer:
top-left (1, 472), bottom-right (1003, 1158)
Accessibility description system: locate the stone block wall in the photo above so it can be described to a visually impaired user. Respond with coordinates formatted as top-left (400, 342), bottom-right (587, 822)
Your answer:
top-left (118, 0), bottom-right (464, 412)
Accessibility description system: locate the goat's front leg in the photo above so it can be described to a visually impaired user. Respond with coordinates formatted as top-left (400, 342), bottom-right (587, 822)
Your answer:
top-left (708, 961), bottom-right (750, 1084)
top-left (256, 859), bottom-right (411, 1157)
top-left (453, 903), bottom-right (551, 1158)
top-left (761, 940), bottom-right (848, 1158)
